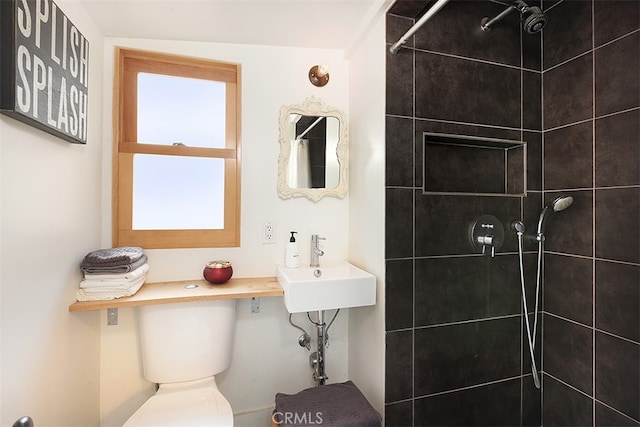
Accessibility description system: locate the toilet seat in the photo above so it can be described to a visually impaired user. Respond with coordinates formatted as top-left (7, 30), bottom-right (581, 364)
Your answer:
top-left (123, 377), bottom-right (233, 427)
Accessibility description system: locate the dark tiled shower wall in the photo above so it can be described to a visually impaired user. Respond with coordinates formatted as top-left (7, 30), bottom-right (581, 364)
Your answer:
top-left (385, 1), bottom-right (544, 425)
top-left (385, 1), bottom-right (639, 426)
top-left (540, 1), bottom-right (640, 426)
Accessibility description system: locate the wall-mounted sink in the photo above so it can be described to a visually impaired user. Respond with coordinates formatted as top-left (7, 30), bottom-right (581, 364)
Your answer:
top-left (276, 262), bottom-right (376, 313)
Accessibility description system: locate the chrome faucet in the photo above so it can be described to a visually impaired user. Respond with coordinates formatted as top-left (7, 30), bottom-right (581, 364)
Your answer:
top-left (310, 234), bottom-right (326, 267)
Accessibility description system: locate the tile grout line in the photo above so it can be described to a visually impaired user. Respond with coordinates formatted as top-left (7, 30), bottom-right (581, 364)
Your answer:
top-left (545, 372), bottom-right (640, 424)
top-left (411, 46), bottom-right (528, 71)
top-left (388, 104), bottom-right (640, 134)
top-left (568, 106), bottom-right (640, 132)
top-left (386, 183), bottom-right (640, 192)
top-left (540, 5), bottom-right (547, 422)
top-left (386, 373), bottom-right (539, 406)
top-left (591, 0), bottom-right (597, 423)
top-left (544, 251), bottom-right (640, 268)
top-left (543, 310), bottom-right (640, 347)
top-left (594, 398), bottom-right (640, 424)
top-left (519, 25), bottom-right (525, 425)
top-left (413, 314), bottom-right (522, 330)
top-left (412, 374), bottom-right (529, 401)
top-left (541, 28), bottom-right (639, 75)
top-left (411, 30), bottom-right (416, 426)
top-left (414, 116), bottom-right (534, 133)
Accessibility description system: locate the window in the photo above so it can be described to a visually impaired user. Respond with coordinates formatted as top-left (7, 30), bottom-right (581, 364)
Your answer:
top-left (113, 48), bottom-right (241, 249)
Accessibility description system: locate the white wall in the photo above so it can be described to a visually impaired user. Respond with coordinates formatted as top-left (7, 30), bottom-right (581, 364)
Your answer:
top-left (99, 38), bottom-right (353, 426)
top-left (346, 9), bottom-right (387, 417)
top-left (0, 1), bottom-right (105, 425)
top-left (0, 6), bottom-right (389, 426)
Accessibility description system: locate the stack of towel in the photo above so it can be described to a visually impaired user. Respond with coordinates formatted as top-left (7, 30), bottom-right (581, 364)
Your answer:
top-left (77, 246), bottom-right (150, 301)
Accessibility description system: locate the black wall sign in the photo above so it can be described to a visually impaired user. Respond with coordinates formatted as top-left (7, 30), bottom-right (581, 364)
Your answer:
top-left (1, 0), bottom-right (89, 144)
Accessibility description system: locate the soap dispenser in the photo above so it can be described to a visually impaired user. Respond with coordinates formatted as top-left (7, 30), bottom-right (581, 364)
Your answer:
top-left (285, 231), bottom-right (299, 268)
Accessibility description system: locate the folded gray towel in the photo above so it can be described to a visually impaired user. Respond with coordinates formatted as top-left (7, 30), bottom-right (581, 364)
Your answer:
top-left (81, 255), bottom-right (148, 275)
top-left (81, 247), bottom-right (145, 268)
top-left (274, 381), bottom-right (381, 426)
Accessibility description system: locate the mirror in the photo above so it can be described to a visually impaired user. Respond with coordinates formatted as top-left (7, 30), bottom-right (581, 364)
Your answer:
top-left (278, 97), bottom-right (348, 202)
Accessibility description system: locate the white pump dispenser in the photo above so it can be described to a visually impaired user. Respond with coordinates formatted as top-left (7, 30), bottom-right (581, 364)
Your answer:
top-left (285, 231), bottom-right (299, 268)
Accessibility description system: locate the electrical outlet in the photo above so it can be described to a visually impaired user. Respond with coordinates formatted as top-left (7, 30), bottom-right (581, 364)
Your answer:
top-left (262, 221), bottom-right (276, 244)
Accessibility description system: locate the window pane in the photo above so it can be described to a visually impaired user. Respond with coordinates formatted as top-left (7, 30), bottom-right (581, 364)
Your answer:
top-left (137, 73), bottom-right (226, 148)
top-left (132, 154), bottom-right (224, 230)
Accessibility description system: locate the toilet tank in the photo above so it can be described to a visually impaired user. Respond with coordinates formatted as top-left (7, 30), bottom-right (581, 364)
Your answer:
top-left (137, 299), bottom-right (237, 384)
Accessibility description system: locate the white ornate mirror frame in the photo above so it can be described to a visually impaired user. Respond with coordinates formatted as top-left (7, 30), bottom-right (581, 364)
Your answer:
top-left (277, 96), bottom-right (349, 202)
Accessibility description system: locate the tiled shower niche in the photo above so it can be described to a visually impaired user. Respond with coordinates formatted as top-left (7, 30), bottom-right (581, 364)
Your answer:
top-left (423, 133), bottom-right (526, 196)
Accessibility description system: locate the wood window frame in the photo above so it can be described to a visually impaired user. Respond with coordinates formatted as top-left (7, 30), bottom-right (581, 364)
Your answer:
top-left (112, 47), bottom-right (241, 249)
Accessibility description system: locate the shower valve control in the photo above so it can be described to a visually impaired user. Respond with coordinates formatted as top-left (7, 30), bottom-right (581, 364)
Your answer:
top-left (476, 235), bottom-right (494, 245)
top-left (469, 214), bottom-right (504, 257)
top-left (476, 235), bottom-right (495, 256)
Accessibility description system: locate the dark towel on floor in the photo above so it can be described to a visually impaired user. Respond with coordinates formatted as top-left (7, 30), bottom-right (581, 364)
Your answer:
top-left (274, 381), bottom-right (381, 426)
top-left (81, 246), bottom-right (145, 268)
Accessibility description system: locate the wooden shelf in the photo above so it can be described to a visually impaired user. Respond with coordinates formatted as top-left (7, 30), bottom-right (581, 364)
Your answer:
top-left (69, 277), bottom-right (282, 312)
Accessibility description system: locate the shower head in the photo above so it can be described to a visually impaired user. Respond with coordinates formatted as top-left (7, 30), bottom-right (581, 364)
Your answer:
top-left (481, 0), bottom-right (547, 34)
top-left (523, 6), bottom-right (546, 34)
top-left (536, 195), bottom-right (574, 235)
top-left (551, 195), bottom-right (574, 212)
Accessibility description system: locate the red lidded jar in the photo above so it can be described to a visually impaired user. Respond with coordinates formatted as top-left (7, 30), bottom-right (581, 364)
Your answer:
top-left (203, 260), bottom-right (233, 284)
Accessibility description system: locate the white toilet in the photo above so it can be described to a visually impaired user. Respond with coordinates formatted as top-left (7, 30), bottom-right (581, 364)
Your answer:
top-left (124, 299), bottom-right (237, 426)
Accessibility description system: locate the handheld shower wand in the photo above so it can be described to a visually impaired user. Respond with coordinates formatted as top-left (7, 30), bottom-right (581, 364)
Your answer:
top-left (512, 195), bottom-right (574, 389)
top-left (536, 195), bottom-right (574, 236)
top-left (512, 219), bottom-right (541, 389)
